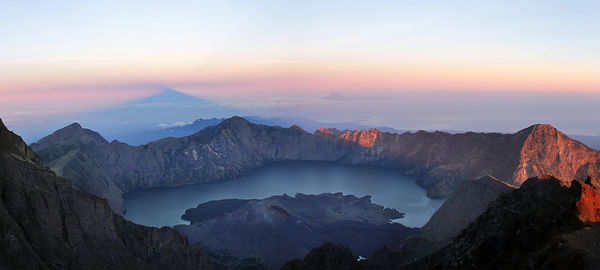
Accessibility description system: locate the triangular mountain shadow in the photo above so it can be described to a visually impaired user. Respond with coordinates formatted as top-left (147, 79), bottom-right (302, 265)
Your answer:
top-left (127, 88), bottom-right (214, 105)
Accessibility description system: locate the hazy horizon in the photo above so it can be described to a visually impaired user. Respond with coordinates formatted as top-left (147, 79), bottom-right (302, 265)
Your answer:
top-left (2, 1), bottom-right (599, 138)
top-left (4, 88), bottom-right (600, 143)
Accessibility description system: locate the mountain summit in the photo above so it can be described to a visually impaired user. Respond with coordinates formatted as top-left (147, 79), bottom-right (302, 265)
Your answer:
top-left (30, 122), bottom-right (108, 150)
top-left (512, 123), bottom-right (600, 185)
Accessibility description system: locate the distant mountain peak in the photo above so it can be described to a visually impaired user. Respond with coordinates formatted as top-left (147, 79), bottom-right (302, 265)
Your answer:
top-left (225, 115), bottom-right (250, 122)
top-left (517, 123), bottom-right (558, 135)
top-left (55, 122), bottom-right (100, 136)
top-left (531, 123), bottom-right (556, 129)
top-left (192, 117), bottom-right (222, 124)
top-left (65, 122), bottom-right (83, 129)
top-left (324, 92), bottom-right (349, 101)
top-left (161, 88), bottom-right (180, 94)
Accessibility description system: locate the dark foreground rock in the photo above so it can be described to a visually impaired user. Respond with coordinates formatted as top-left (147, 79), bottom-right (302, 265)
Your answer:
top-left (280, 243), bottom-right (363, 270)
top-left (414, 175), bottom-right (600, 270)
top-left (0, 119), bottom-right (212, 270)
top-left (174, 193), bottom-right (416, 269)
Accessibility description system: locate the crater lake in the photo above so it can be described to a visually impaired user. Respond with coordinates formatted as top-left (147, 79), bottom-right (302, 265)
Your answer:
top-left (123, 161), bottom-right (445, 228)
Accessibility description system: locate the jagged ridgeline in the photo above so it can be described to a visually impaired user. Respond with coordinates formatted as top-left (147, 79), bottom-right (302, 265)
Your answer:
top-left (0, 119), bottom-right (211, 269)
top-left (32, 116), bottom-right (600, 214)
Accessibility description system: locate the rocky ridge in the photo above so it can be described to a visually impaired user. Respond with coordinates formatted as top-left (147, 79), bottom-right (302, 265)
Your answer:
top-left (32, 117), bottom-right (600, 213)
top-left (0, 119), bottom-right (211, 269)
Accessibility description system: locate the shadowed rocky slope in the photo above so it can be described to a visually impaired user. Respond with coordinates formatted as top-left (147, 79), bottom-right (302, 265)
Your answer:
top-left (413, 175), bottom-right (600, 269)
top-left (366, 175), bottom-right (515, 268)
top-left (280, 243), bottom-right (363, 270)
top-left (415, 175), bottom-right (515, 247)
top-left (0, 119), bottom-right (211, 269)
top-left (283, 175), bottom-right (600, 270)
top-left (32, 117), bottom-right (600, 213)
top-left (174, 193), bottom-right (415, 269)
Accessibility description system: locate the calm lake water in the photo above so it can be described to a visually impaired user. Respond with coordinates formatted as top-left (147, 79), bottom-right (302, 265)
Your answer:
top-left (123, 161), bottom-right (445, 228)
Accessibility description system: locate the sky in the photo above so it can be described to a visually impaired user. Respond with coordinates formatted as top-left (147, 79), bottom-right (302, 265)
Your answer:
top-left (1, 1), bottom-right (599, 136)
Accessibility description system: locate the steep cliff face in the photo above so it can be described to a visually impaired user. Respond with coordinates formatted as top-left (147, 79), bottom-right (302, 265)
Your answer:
top-left (355, 128), bottom-right (528, 198)
top-left (512, 124), bottom-right (600, 185)
top-left (339, 129), bottom-right (382, 148)
top-left (319, 125), bottom-right (600, 195)
top-left (32, 117), bottom-right (600, 213)
top-left (0, 119), bottom-right (212, 269)
top-left (417, 175), bottom-right (600, 270)
top-left (319, 125), bottom-right (537, 197)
